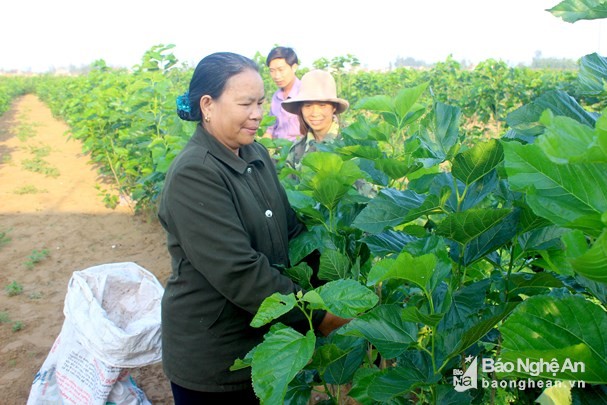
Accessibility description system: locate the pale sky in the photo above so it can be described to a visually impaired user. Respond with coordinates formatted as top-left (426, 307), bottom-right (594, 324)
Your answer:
top-left (2, 0), bottom-right (605, 72)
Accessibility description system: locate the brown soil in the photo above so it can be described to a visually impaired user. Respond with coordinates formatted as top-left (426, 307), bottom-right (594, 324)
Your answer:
top-left (0, 94), bottom-right (174, 404)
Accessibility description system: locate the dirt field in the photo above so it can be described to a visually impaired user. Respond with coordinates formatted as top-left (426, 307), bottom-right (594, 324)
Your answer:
top-left (0, 94), bottom-right (174, 404)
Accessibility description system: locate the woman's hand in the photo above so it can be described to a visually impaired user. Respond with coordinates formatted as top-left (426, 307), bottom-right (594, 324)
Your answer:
top-left (317, 312), bottom-right (351, 337)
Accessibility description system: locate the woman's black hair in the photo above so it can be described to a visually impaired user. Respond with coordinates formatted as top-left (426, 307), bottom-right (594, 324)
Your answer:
top-left (265, 46), bottom-right (299, 67)
top-left (177, 52), bottom-right (259, 122)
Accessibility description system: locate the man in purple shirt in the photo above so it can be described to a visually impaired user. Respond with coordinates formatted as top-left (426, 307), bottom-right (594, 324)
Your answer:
top-left (264, 47), bottom-right (302, 141)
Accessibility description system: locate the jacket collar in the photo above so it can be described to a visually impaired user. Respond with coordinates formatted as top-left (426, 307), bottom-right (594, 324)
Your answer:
top-left (193, 124), bottom-right (264, 174)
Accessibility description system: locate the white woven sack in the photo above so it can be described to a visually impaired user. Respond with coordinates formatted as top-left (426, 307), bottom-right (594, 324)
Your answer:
top-left (63, 262), bottom-right (164, 368)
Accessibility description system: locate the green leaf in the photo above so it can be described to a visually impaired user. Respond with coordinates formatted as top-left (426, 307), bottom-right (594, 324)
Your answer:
top-left (284, 371), bottom-right (314, 405)
top-left (499, 295), bottom-right (607, 383)
top-left (570, 229), bottom-right (607, 283)
top-left (394, 82), bottom-right (429, 124)
top-left (506, 272), bottom-right (565, 300)
top-left (537, 110), bottom-right (606, 164)
top-left (314, 335), bottom-right (367, 385)
top-left (318, 250), bottom-right (351, 281)
top-left (452, 139), bottom-right (504, 185)
top-left (535, 248), bottom-right (576, 276)
top-left (347, 367), bottom-right (381, 405)
top-left (401, 306), bottom-right (445, 327)
top-left (503, 141), bottom-right (607, 236)
top-left (434, 384), bottom-right (474, 405)
top-left (286, 189), bottom-right (318, 212)
top-left (374, 157), bottom-right (422, 180)
top-left (339, 304), bottom-right (418, 358)
top-left (289, 227), bottom-right (325, 265)
top-left (284, 263), bottom-right (313, 291)
top-left (371, 252), bottom-right (436, 289)
top-left (436, 208), bottom-right (513, 245)
top-left (548, 0), bottom-right (607, 23)
top-left (571, 384), bottom-right (607, 403)
top-left (300, 152), bottom-right (364, 210)
top-left (301, 290), bottom-right (326, 312)
top-left (417, 101), bottom-right (461, 161)
top-left (250, 292), bottom-right (296, 328)
top-left (446, 303), bottom-right (519, 358)
top-left (230, 346), bottom-right (255, 371)
top-left (577, 53), bottom-right (607, 97)
top-left (536, 383), bottom-right (572, 405)
top-left (438, 279), bottom-right (491, 332)
top-left (367, 351), bottom-right (438, 402)
top-left (505, 90), bottom-right (597, 130)
top-left (251, 325), bottom-right (316, 404)
top-left (362, 230), bottom-right (421, 257)
top-left (448, 208), bottom-right (520, 266)
top-left (316, 279), bottom-right (378, 318)
top-left (337, 144), bottom-right (384, 160)
top-left (353, 188), bottom-right (441, 234)
top-left (517, 225), bottom-right (566, 252)
top-left (561, 229), bottom-right (589, 259)
top-left (308, 343), bottom-right (346, 375)
top-left (354, 94), bottom-right (393, 114)
top-left (366, 251), bottom-right (449, 295)
top-left (430, 171), bottom-right (498, 212)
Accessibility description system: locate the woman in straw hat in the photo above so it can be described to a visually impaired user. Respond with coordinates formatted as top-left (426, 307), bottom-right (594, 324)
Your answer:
top-left (281, 69), bottom-right (349, 170)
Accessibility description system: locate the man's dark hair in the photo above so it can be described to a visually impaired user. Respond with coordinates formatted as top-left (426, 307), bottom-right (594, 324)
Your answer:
top-left (266, 47), bottom-right (298, 67)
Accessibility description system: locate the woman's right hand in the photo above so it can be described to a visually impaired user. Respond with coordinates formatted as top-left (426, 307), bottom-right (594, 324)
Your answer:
top-left (317, 312), bottom-right (351, 337)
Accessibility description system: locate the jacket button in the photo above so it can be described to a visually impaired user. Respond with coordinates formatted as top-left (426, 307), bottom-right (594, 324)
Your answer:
top-left (247, 167), bottom-right (252, 174)
top-left (265, 210), bottom-right (273, 218)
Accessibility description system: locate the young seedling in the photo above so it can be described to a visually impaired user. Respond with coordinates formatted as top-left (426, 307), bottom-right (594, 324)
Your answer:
top-left (25, 249), bottom-right (50, 269)
top-left (0, 230), bottom-right (11, 249)
top-left (16, 122), bottom-right (36, 142)
top-left (13, 185), bottom-right (48, 195)
top-left (21, 157), bottom-right (60, 178)
top-left (28, 144), bottom-right (51, 158)
top-left (0, 311), bottom-right (11, 323)
top-left (95, 184), bottom-right (119, 209)
top-left (28, 291), bottom-right (43, 300)
top-left (5, 281), bottom-right (23, 297)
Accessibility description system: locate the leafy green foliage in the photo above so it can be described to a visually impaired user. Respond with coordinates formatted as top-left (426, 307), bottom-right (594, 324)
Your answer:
top-left (251, 324), bottom-right (316, 404)
top-left (500, 295), bottom-right (607, 383)
top-left (548, 0), bottom-right (607, 22)
top-left (0, 76), bottom-right (33, 116)
top-left (249, 50), bottom-right (606, 403)
top-left (5, 281), bottom-right (23, 297)
top-left (25, 248), bottom-right (49, 269)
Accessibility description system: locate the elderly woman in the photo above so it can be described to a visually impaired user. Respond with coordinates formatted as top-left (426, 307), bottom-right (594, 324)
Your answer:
top-left (281, 69), bottom-right (349, 170)
top-left (158, 53), bottom-right (348, 404)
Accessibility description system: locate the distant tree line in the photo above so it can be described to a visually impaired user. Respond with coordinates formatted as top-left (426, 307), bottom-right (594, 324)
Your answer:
top-left (391, 51), bottom-right (579, 70)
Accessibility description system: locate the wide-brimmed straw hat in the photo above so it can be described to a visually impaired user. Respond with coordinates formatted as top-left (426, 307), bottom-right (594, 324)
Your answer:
top-left (282, 70), bottom-right (349, 115)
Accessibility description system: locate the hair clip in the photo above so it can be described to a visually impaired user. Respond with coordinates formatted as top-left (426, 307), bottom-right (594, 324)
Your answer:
top-left (176, 91), bottom-right (191, 113)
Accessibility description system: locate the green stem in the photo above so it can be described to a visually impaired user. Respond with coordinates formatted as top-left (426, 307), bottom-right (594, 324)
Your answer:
top-left (504, 242), bottom-right (517, 300)
top-left (104, 140), bottom-right (134, 212)
top-left (367, 342), bottom-right (374, 365)
top-left (419, 345), bottom-right (433, 359)
top-left (456, 248), bottom-right (465, 288)
top-left (322, 382), bottom-right (336, 402)
top-left (296, 301), bottom-right (315, 333)
top-left (426, 291), bottom-right (438, 374)
top-left (456, 184), bottom-right (469, 212)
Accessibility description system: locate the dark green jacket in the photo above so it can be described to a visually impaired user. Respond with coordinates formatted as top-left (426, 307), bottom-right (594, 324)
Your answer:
top-left (158, 125), bottom-right (324, 392)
